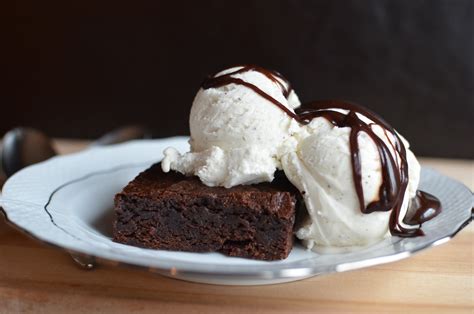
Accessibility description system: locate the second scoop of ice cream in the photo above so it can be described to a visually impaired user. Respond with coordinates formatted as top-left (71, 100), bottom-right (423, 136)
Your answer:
top-left (282, 109), bottom-right (421, 250)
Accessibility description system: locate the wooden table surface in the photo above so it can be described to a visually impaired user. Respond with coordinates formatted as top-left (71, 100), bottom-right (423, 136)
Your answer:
top-left (0, 140), bottom-right (472, 313)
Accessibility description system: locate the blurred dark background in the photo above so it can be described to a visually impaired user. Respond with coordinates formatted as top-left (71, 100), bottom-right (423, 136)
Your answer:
top-left (3, 0), bottom-right (473, 158)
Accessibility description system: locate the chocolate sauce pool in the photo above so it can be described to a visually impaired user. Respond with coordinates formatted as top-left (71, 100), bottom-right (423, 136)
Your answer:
top-left (202, 65), bottom-right (441, 237)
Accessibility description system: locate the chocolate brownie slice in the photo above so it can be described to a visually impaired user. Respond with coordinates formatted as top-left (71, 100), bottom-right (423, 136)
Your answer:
top-left (113, 164), bottom-right (297, 260)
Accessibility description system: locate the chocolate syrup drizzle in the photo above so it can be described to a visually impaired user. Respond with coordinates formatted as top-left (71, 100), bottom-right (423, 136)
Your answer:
top-left (202, 65), bottom-right (296, 116)
top-left (202, 65), bottom-right (441, 237)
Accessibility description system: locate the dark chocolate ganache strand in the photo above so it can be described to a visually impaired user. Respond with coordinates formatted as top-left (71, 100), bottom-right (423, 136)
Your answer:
top-left (201, 67), bottom-right (441, 237)
top-left (202, 65), bottom-right (297, 118)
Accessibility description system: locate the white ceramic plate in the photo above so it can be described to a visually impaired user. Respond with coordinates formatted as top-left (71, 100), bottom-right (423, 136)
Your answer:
top-left (0, 137), bottom-right (472, 285)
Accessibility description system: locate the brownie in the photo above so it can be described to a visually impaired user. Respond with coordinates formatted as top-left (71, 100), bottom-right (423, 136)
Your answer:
top-left (113, 164), bottom-right (297, 260)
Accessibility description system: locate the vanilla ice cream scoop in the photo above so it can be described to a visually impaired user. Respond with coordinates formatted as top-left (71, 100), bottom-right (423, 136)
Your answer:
top-left (282, 101), bottom-right (423, 250)
top-left (162, 65), bottom-right (301, 187)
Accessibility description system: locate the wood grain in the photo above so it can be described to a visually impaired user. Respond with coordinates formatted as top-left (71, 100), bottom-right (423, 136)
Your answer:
top-left (0, 140), bottom-right (472, 313)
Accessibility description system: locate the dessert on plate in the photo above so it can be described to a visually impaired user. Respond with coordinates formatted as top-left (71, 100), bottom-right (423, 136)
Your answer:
top-left (113, 65), bottom-right (441, 260)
